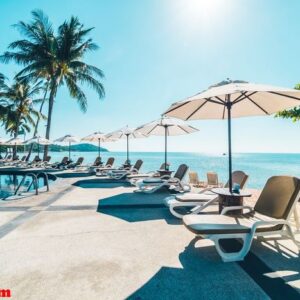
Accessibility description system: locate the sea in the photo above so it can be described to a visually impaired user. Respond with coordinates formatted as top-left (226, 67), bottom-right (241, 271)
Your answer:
top-left (47, 151), bottom-right (299, 189)
top-left (1, 151), bottom-right (299, 198)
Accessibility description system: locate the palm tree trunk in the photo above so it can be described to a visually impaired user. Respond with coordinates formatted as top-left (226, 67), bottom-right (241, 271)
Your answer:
top-left (43, 85), bottom-right (56, 160)
top-left (26, 87), bottom-right (48, 161)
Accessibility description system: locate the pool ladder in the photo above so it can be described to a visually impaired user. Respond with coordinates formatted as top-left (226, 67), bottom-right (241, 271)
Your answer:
top-left (14, 172), bottom-right (50, 196)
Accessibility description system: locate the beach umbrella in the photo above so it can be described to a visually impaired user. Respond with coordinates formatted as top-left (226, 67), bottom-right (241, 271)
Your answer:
top-left (105, 126), bottom-right (145, 164)
top-left (135, 117), bottom-right (199, 170)
top-left (25, 135), bottom-right (52, 158)
top-left (6, 137), bottom-right (23, 159)
top-left (164, 79), bottom-right (300, 192)
top-left (54, 134), bottom-right (80, 160)
top-left (81, 132), bottom-right (115, 160)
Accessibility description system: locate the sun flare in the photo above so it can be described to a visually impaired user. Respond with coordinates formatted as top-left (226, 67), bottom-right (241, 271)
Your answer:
top-left (172, 0), bottom-right (228, 32)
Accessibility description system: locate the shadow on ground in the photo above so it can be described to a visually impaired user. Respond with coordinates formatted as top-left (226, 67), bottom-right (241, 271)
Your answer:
top-left (73, 178), bottom-right (130, 189)
top-left (97, 191), bottom-right (181, 224)
top-left (127, 237), bottom-right (300, 300)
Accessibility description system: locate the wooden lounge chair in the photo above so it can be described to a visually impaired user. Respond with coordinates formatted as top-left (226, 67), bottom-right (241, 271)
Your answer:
top-left (166, 171), bottom-right (248, 219)
top-left (183, 176), bottom-right (300, 262)
top-left (134, 164), bottom-right (190, 194)
top-left (189, 171), bottom-right (205, 188)
top-left (108, 159), bottom-right (143, 180)
top-left (128, 163), bottom-right (170, 184)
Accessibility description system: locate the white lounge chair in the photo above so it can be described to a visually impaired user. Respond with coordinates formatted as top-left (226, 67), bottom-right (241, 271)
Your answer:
top-left (95, 157), bottom-right (115, 175)
top-left (134, 164), bottom-right (190, 194)
top-left (108, 159), bottom-right (143, 180)
top-left (128, 163), bottom-right (170, 185)
top-left (183, 176), bottom-right (300, 262)
top-left (166, 171), bottom-right (248, 219)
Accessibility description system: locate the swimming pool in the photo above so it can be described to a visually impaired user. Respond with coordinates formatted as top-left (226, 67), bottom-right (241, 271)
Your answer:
top-left (0, 174), bottom-right (55, 199)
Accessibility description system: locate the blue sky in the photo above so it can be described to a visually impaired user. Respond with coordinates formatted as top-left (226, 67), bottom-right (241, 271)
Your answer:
top-left (1, 0), bottom-right (300, 153)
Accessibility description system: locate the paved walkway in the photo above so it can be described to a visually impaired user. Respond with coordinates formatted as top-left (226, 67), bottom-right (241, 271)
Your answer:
top-left (0, 177), bottom-right (299, 299)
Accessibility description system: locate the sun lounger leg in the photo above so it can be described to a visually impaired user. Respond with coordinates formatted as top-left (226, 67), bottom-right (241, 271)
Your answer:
top-left (293, 207), bottom-right (300, 232)
top-left (210, 233), bottom-right (254, 262)
top-left (285, 223), bottom-right (300, 249)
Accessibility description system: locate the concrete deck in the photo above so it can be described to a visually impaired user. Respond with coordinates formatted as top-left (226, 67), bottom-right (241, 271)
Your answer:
top-left (0, 176), bottom-right (299, 299)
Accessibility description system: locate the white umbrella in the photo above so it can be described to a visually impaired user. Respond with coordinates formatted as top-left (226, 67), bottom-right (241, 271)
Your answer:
top-left (5, 137), bottom-right (24, 159)
top-left (6, 137), bottom-right (23, 146)
top-left (135, 117), bottom-right (199, 170)
top-left (54, 134), bottom-right (80, 160)
top-left (105, 126), bottom-right (145, 164)
top-left (81, 132), bottom-right (115, 159)
top-left (25, 135), bottom-right (52, 158)
top-left (164, 79), bottom-right (300, 192)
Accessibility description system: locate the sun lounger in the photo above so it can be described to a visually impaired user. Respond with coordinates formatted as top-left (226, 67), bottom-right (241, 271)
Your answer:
top-left (67, 157), bottom-right (84, 169)
top-left (128, 163), bottom-right (170, 184)
top-left (92, 156), bottom-right (102, 167)
top-left (108, 159), bottom-right (143, 180)
top-left (0, 154), bottom-right (12, 163)
top-left (51, 156), bottom-right (69, 169)
top-left (183, 175), bottom-right (300, 262)
top-left (134, 164), bottom-right (190, 193)
top-left (166, 170), bottom-right (248, 218)
top-left (94, 157), bottom-right (115, 175)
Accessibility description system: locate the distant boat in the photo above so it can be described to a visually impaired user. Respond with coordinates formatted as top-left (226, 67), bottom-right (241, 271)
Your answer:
top-left (222, 153), bottom-right (226, 156)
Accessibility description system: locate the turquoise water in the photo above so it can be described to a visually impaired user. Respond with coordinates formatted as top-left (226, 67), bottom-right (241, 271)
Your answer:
top-left (46, 151), bottom-right (300, 189)
top-left (0, 175), bottom-right (49, 199)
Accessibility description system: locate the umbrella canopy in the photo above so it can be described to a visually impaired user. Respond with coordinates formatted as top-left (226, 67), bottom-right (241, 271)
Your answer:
top-left (164, 79), bottom-right (300, 191)
top-left (6, 137), bottom-right (23, 145)
top-left (25, 135), bottom-right (52, 158)
top-left (135, 117), bottom-right (199, 169)
top-left (25, 135), bottom-right (52, 145)
top-left (54, 134), bottom-right (80, 160)
top-left (105, 126), bottom-right (145, 164)
top-left (5, 137), bottom-right (23, 159)
top-left (81, 132), bottom-right (115, 158)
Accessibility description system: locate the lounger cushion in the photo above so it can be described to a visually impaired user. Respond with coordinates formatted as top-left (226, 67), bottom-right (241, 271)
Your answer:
top-left (254, 176), bottom-right (300, 219)
top-left (127, 173), bottom-right (151, 179)
top-left (175, 193), bottom-right (216, 202)
top-left (143, 178), bottom-right (163, 184)
top-left (183, 213), bottom-right (280, 235)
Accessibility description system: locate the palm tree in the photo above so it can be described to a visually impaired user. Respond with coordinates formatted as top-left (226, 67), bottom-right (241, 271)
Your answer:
top-left (0, 78), bottom-right (45, 158)
top-left (1, 10), bottom-right (105, 158)
top-left (0, 72), bottom-right (7, 121)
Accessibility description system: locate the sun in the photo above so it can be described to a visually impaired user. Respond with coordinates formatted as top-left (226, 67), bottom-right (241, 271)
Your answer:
top-left (172, 0), bottom-right (228, 32)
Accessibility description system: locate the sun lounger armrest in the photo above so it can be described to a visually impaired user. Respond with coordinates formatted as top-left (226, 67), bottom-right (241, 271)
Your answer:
top-left (250, 219), bottom-right (289, 233)
top-left (221, 206), bottom-right (253, 215)
top-left (199, 187), bottom-right (213, 194)
top-left (161, 175), bottom-right (171, 180)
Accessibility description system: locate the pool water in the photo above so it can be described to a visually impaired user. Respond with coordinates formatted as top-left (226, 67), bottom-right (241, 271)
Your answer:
top-left (0, 175), bottom-right (50, 199)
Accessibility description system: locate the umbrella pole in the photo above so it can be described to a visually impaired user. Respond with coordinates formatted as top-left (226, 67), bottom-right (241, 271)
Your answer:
top-left (69, 141), bottom-right (71, 161)
top-left (164, 125), bottom-right (168, 170)
top-left (227, 99), bottom-right (233, 192)
top-left (126, 134), bottom-right (129, 164)
top-left (98, 139), bottom-right (101, 160)
top-left (38, 138), bottom-right (40, 158)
